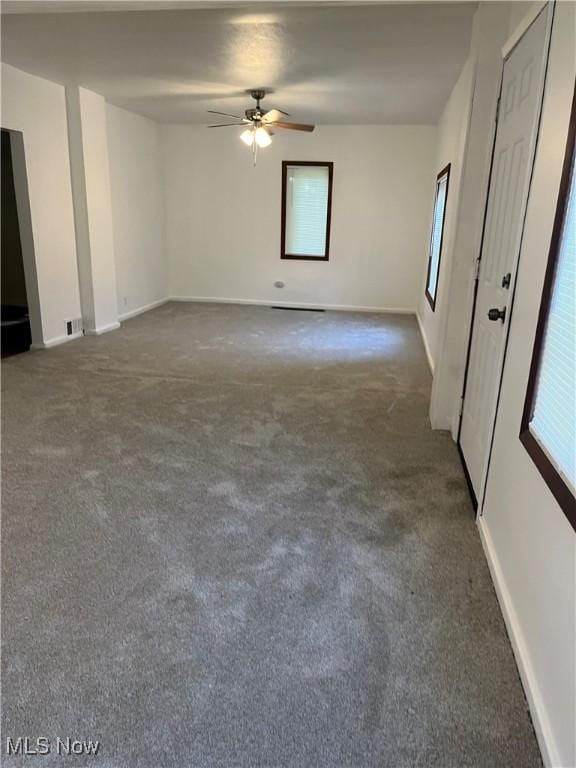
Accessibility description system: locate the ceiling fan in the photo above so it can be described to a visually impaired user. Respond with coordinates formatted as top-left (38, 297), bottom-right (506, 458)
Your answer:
top-left (208, 89), bottom-right (315, 164)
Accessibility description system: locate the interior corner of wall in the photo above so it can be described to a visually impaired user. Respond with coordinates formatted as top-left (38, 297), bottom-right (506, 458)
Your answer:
top-left (416, 311), bottom-right (434, 375)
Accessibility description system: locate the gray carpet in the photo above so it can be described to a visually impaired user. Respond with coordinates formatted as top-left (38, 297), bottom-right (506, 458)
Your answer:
top-left (2, 303), bottom-right (541, 768)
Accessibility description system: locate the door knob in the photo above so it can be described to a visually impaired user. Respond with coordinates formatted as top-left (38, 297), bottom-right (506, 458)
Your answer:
top-left (488, 307), bottom-right (506, 322)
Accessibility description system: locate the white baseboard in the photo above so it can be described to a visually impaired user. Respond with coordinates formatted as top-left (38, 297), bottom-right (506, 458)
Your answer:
top-left (30, 321), bottom-right (120, 348)
top-left (84, 321), bottom-right (121, 336)
top-left (416, 312), bottom-right (434, 374)
top-left (477, 517), bottom-right (559, 768)
top-left (31, 331), bottom-right (83, 350)
top-left (170, 295), bottom-right (415, 315)
top-left (118, 298), bottom-right (169, 322)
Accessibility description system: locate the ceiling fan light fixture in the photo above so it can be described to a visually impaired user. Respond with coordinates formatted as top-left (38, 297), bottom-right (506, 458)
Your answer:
top-left (209, 91), bottom-right (313, 164)
top-left (240, 128), bottom-right (254, 146)
top-left (254, 126), bottom-right (272, 148)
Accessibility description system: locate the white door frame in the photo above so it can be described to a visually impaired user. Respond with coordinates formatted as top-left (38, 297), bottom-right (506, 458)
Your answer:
top-left (457, 1), bottom-right (555, 513)
top-left (3, 127), bottom-right (44, 349)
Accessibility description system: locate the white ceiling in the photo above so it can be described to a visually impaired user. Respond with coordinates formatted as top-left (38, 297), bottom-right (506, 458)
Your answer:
top-left (1, 2), bottom-right (477, 125)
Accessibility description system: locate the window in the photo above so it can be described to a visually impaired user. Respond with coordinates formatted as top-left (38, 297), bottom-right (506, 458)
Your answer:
top-left (425, 163), bottom-right (451, 310)
top-left (520, 87), bottom-right (576, 529)
top-left (281, 162), bottom-right (333, 260)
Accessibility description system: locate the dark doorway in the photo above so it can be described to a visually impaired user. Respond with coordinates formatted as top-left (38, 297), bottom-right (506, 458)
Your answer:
top-left (2, 129), bottom-right (31, 357)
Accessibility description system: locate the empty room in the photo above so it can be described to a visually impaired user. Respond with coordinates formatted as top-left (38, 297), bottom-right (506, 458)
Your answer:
top-left (1, 1), bottom-right (574, 766)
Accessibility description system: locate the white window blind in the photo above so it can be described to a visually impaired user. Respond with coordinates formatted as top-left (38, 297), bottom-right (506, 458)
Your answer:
top-left (530, 148), bottom-right (576, 492)
top-left (427, 172), bottom-right (448, 302)
top-left (285, 165), bottom-right (329, 257)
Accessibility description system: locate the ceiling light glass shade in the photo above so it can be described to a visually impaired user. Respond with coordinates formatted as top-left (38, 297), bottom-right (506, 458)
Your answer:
top-left (240, 128), bottom-right (254, 146)
top-left (255, 127), bottom-right (272, 148)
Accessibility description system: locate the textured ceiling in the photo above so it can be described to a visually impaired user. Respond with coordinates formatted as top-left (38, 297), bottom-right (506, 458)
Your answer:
top-left (1, 2), bottom-right (477, 124)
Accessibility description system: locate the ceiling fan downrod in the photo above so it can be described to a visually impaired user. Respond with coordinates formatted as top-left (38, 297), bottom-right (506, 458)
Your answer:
top-left (250, 89), bottom-right (266, 115)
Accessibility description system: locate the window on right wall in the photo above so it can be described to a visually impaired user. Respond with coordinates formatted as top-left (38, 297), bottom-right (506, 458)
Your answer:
top-left (520, 87), bottom-right (576, 529)
top-left (425, 163), bottom-right (451, 310)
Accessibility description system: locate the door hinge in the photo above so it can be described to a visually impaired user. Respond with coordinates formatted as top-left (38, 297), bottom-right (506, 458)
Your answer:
top-left (495, 96), bottom-right (501, 124)
top-left (474, 258), bottom-right (481, 281)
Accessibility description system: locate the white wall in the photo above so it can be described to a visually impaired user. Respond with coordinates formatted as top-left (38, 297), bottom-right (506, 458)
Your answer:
top-left (479, 4), bottom-right (575, 766)
top-left (106, 104), bottom-right (167, 319)
top-left (417, 57), bottom-right (474, 372)
top-left (1, 65), bottom-right (165, 343)
top-left (1, 63), bottom-right (82, 346)
top-left (66, 86), bottom-right (119, 335)
top-left (162, 125), bottom-right (437, 312)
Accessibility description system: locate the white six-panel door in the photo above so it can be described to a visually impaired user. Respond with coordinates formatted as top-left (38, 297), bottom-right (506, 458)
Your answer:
top-left (459, 5), bottom-right (552, 503)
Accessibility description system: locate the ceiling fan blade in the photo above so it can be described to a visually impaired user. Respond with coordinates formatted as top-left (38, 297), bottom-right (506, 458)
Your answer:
top-left (273, 121), bottom-right (315, 132)
top-left (207, 110), bottom-right (245, 120)
top-left (208, 123), bottom-right (245, 128)
top-left (262, 108), bottom-right (290, 123)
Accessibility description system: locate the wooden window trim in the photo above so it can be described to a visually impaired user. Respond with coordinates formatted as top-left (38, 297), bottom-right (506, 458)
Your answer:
top-left (425, 163), bottom-right (451, 311)
top-left (519, 85), bottom-right (576, 531)
top-left (281, 161), bottom-right (333, 261)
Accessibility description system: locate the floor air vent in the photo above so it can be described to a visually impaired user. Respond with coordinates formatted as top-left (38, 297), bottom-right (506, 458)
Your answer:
top-left (271, 306), bottom-right (325, 312)
top-left (66, 318), bottom-right (83, 336)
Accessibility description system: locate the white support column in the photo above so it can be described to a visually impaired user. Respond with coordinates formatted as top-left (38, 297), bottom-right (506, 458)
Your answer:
top-left (66, 86), bottom-right (119, 335)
